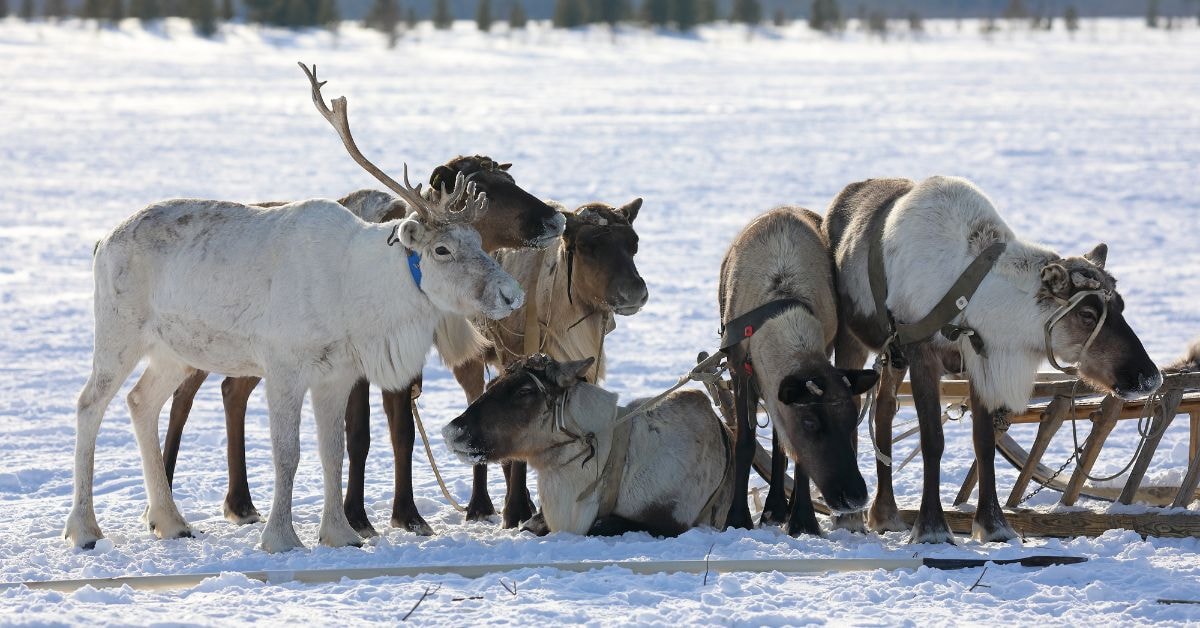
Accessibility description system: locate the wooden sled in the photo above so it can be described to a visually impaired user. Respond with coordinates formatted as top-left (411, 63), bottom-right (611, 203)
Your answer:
top-left (698, 351), bottom-right (1200, 538)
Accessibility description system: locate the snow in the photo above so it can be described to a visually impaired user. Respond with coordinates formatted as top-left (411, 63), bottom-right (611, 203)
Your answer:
top-left (1, 16), bottom-right (1199, 625)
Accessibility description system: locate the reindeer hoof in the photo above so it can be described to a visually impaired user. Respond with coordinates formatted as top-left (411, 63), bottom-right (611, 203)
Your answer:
top-left (831, 512), bottom-right (867, 534)
top-left (520, 513), bottom-right (550, 536)
top-left (147, 510), bottom-right (192, 541)
top-left (223, 497), bottom-right (262, 525)
top-left (465, 497), bottom-right (496, 522)
top-left (319, 521), bottom-right (364, 549)
top-left (725, 506), bottom-right (755, 531)
top-left (972, 516), bottom-right (1018, 543)
top-left (261, 524), bottom-right (304, 553)
top-left (345, 507), bottom-right (378, 538)
top-left (391, 512), bottom-right (434, 537)
top-left (64, 513), bottom-right (104, 550)
top-left (502, 503), bottom-right (535, 530)
top-left (867, 502), bottom-right (909, 533)
top-left (759, 504), bottom-right (788, 527)
top-left (908, 513), bottom-right (956, 545)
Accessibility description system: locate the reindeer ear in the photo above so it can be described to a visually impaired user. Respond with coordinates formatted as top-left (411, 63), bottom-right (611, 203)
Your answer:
top-left (396, 217), bottom-right (426, 248)
top-left (778, 376), bottom-right (815, 405)
top-left (1083, 243), bottom-right (1108, 269)
top-left (617, 198), bottom-right (643, 224)
top-left (429, 165), bottom-right (456, 190)
top-left (1040, 263), bottom-right (1071, 299)
top-left (840, 369), bottom-right (879, 396)
top-left (548, 357), bottom-right (594, 387)
top-left (498, 162), bottom-right (512, 171)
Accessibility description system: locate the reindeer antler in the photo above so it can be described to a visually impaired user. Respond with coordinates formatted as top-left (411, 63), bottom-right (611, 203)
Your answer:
top-left (298, 62), bottom-right (488, 225)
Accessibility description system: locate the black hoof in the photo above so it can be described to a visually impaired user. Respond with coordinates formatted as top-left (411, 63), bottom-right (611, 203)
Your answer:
top-left (82, 540), bottom-right (97, 551)
top-left (502, 503), bottom-right (535, 530)
top-left (760, 507), bottom-right (788, 527)
top-left (224, 496), bottom-right (262, 525)
top-left (465, 496), bottom-right (496, 522)
top-left (391, 510), bottom-right (434, 536)
top-left (785, 518), bottom-right (822, 537)
top-left (345, 507), bottom-right (378, 538)
top-left (726, 507), bottom-right (755, 531)
top-left (520, 513), bottom-right (550, 536)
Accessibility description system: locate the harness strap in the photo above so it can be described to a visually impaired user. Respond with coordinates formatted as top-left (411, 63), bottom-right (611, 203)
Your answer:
top-left (719, 298), bottom-right (809, 353)
top-left (522, 249), bottom-right (548, 356)
top-left (594, 420), bottom-right (633, 517)
top-left (868, 212), bottom-right (1007, 355)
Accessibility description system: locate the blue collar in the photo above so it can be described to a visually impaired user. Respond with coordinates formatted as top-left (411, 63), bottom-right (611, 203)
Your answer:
top-left (407, 249), bottom-right (423, 290)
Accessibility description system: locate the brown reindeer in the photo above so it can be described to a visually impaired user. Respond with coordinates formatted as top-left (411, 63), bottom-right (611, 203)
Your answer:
top-left (719, 207), bottom-right (876, 534)
top-left (453, 199), bottom-right (649, 528)
top-left (161, 155), bottom-right (565, 533)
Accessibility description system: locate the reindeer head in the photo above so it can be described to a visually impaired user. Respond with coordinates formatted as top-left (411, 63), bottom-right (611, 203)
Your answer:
top-left (428, 156), bottom-right (564, 252)
top-left (1039, 243), bottom-right (1161, 399)
top-left (300, 63), bottom-right (523, 320)
top-left (774, 362), bottom-right (876, 515)
top-left (443, 354), bottom-right (601, 467)
top-left (562, 199), bottom-right (648, 316)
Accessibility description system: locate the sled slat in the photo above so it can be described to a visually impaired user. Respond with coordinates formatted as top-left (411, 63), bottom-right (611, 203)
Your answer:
top-left (1173, 440), bottom-right (1200, 509)
top-left (1061, 397), bottom-right (1123, 506)
top-left (1006, 396), bottom-right (1069, 507)
top-left (900, 509), bottom-right (1200, 539)
top-left (1119, 389), bottom-right (1183, 505)
top-left (954, 461), bottom-right (977, 506)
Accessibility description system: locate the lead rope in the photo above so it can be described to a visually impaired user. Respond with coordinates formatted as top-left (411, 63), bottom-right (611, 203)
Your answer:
top-left (410, 391), bottom-right (467, 512)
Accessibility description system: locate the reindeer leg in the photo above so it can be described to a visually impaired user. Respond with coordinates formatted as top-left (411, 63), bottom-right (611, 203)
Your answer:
top-left (725, 372), bottom-right (757, 530)
top-left (222, 376), bottom-right (262, 525)
top-left (968, 383), bottom-right (1017, 543)
top-left (163, 369), bottom-right (207, 489)
top-left (760, 432), bottom-right (788, 526)
top-left (906, 343), bottom-right (954, 544)
top-left (343, 378), bottom-right (377, 537)
top-left (384, 382), bottom-right (434, 536)
top-left (502, 461), bottom-right (536, 529)
top-left (867, 364), bottom-right (908, 533)
top-left (455, 360), bottom-right (497, 521)
top-left (786, 466), bottom-right (821, 537)
top-left (832, 325), bottom-right (870, 533)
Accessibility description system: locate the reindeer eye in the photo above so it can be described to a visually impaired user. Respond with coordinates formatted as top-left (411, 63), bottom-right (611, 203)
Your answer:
top-left (434, 246), bottom-right (451, 257)
top-left (516, 385), bottom-right (535, 397)
top-left (1079, 308), bottom-right (1098, 325)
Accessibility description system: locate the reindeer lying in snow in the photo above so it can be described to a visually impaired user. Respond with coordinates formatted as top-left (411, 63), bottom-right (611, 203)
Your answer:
top-left (443, 354), bottom-right (732, 536)
top-left (824, 176), bottom-right (1161, 543)
top-left (719, 207), bottom-right (877, 535)
top-left (453, 198), bottom-right (649, 528)
top-left (159, 153), bottom-right (565, 536)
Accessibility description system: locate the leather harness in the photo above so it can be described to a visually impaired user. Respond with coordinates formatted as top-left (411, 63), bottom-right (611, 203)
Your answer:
top-left (867, 198), bottom-right (1008, 367)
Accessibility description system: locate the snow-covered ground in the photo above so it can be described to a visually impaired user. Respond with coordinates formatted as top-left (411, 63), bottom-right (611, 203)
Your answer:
top-left (1, 16), bottom-right (1199, 625)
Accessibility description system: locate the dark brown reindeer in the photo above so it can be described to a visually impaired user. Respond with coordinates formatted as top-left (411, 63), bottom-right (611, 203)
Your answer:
top-left (719, 207), bottom-right (876, 534)
top-left (824, 176), bottom-right (1161, 543)
top-left (453, 199), bottom-right (649, 528)
top-left (161, 68), bottom-right (565, 535)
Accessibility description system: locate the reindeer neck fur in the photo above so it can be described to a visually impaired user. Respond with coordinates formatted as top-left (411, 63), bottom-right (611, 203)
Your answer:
top-left (881, 176), bottom-right (1067, 412)
top-left (492, 239), bottom-right (610, 382)
top-left (749, 307), bottom-right (833, 418)
top-left (527, 405), bottom-right (615, 535)
top-left (343, 223), bottom-right (442, 390)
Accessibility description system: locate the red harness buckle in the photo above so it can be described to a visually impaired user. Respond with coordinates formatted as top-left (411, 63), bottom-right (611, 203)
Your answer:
top-left (744, 325), bottom-right (754, 338)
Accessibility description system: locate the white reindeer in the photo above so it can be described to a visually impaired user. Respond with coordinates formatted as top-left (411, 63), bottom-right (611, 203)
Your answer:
top-left (64, 66), bottom-right (524, 553)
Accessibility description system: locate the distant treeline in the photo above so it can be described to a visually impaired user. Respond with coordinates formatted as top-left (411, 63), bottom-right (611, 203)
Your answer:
top-left (2, 0), bottom-right (1197, 38)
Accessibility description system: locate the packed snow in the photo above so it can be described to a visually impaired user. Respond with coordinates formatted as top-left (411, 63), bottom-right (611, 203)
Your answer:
top-left (1, 16), bottom-right (1198, 625)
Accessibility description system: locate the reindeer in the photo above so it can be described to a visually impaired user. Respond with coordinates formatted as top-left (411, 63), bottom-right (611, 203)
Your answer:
top-left (718, 207), bottom-right (877, 535)
top-left (443, 354), bottom-right (732, 536)
top-left (452, 199), bottom-right (649, 528)
top-left (160, 154), bottom-right (565, 535)
top-left (64, 151), bottom-right (522, 552)
top-left (823, 176), bottom-right (1161, 543)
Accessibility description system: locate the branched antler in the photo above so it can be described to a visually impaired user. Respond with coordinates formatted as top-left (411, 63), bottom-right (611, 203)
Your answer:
top-left (298, 62), bottom-right (488, 226)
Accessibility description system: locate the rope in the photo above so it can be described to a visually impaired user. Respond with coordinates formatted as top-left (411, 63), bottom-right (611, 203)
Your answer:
top-left (864, 350), bottom-right (893, 467)
top-left (411, 394), bottom-right (467, 512)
